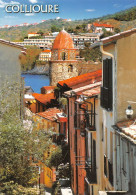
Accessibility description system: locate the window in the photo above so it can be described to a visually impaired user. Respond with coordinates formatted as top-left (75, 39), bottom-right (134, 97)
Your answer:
top-left (101, 58), bottom-right (112, 111)
top-left (104, 154), bottom-right (107, 177)
top-left (68, 64), bottom-right (73, 72)
top-left (108, 160), bottom-right (113, 185)
top-left (62, 52), bottom-right (66, 60)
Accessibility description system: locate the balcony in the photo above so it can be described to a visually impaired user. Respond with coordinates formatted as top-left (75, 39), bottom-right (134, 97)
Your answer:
top-left (85, 161), bottom-right (97, 184)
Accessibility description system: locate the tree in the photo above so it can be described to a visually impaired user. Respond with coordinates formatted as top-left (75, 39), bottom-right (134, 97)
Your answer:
top-left (114, 27), bottom-right (121, 33)
top-left (80, 45), bottom-right (102, 62)
top-left (19, 46), bottom-right (41, 71)
top-left (37, 30), bottom-right (44, 36)
top-left (51, 25), bottom-right (60, 32)
top-left (0, 81), bottom-right (52, 192)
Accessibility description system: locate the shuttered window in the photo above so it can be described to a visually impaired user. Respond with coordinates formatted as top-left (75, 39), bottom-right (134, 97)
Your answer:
top-left (101, 58), bottom-right (113, 111)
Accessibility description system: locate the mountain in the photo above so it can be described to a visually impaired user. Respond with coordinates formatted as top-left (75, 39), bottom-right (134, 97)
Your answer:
top-left (0, 6), bottom-right (136, 41)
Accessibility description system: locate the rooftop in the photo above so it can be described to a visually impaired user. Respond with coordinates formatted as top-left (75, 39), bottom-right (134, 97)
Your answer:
top-left (42, 49), bottom-right (51, 53)
top-left (93, 23), bottom-right (113, 28)
top-left (64, 81), bottom-right (101, 97)
top-left (37, 107), bottom-right (61, 121)
top-left (58, 70), bottom-right (102, 89)
top-left (116, 119), bottom-right (136, 141)
top-left (52, 30), bottom-right (75, 50)
top-left (32, 92), bottom-right (54, 105)
top-left (91, 28), bottom-right (136, 48)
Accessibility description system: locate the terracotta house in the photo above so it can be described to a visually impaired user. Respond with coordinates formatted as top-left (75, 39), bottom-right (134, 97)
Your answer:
top-left (63, 70), bottom-right (102, 195)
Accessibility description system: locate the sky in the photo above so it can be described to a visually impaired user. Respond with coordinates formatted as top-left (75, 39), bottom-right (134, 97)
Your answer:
top-left (0, 0), bottom-right (136, 26)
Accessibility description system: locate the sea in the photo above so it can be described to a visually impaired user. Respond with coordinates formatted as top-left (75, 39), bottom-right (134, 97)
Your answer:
top-left (21, 74), bottom-right (50, 93)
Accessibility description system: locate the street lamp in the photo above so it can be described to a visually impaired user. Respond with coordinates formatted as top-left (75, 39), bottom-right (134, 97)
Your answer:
top-left (125, 101), bottom-right (136, 119)
top-left (126, 105), bottom-right (133, 119)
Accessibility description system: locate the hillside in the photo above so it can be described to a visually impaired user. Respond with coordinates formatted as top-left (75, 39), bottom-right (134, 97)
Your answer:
top-left (0, 6), bottom-right (136, 41)
top-left (0, 19), bottom-right (88, 41)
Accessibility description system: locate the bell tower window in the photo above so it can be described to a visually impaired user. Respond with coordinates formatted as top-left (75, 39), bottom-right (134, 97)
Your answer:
top-left (68, 64), bottom-right (73, 72)
top-left (62, 52), bottom-right (66, 60)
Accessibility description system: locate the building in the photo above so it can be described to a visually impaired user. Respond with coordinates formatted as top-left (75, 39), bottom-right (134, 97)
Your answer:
top-left (72, 33), bottom-right (100, 49)
top-left (32, 92), bottom-right (56, 113)
top-left (15, 37), bottom-right (56, 49)
top-left (38, 49), bottom-right (51, 61)
top-left (87, 23), bottom-right (114, 33)
top-left (55, 70), bottom-right (101, 195)
top-left (94, 28), bottom-right (136, 194)
top-left (50, 29), bottom-right (78, 86)
top-left (0, 39), bottom-right (25, 117)
top-left (14, 33), bottom-right (100, 49)
top-left (64, 80), bottom-right (101, 195)
top-left (28, 33), bottom-right (41, 39)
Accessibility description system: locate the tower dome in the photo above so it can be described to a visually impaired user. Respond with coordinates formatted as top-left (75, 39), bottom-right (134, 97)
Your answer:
top-left (52, 30), bottom-right (74, 50)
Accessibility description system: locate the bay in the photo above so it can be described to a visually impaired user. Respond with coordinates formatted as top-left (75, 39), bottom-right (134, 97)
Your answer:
top-left (21, 74), bottom-right (50, 93)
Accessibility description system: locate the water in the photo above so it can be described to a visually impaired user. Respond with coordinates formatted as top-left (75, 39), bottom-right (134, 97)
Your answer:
top-left (21, 74), bottom-right (50, 93)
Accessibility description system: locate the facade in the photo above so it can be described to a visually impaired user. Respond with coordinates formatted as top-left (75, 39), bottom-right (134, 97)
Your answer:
top-left (64, 81), bottom-right (101, 195)
top-left (55, 70), bottom-right (102, 195)
top-left (95, 28), bottom-right (136, 194)
top-left (87, 23), bottom-right (114, 33)
top-left (38, 49), bottom-right (51, 61)
top-left (50, 30), bottom-right (78, 86)
top-left (72, 33), bottom-right (100, 49)
top-left (0, 39), bottom-right (25, 117)
top-left (15, 36), bottom-right (55, 49)
top-left (14, 33), bottom-right (100, 49)
top-left (28, 33), bottom-right (41, 39)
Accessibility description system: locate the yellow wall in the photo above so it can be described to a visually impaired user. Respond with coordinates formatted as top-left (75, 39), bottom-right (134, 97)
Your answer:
top-left (32, 115), bottom-right (58, 188)
top-left (33, 114), bottom-right (59, 133)
top-left (117, 33), bottom-right (136, 121)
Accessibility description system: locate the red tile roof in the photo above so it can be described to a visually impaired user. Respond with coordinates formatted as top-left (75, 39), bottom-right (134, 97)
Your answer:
top-left (93, 23), bottom-right (113, 28)
top-left (32, 93), bottom-right (54, 105)
top-left (42, 49), bottom-right (51, 53)
top-left (37, 108), bottom-right (61, 121)
top-left (52, 30), bottom-right (75, 50)
top-left (41, 86), bottom-right (55, 94)
top-left (41, 86), bottom-right (55, 90)
top-left (58, 70), bottom-right (102, 88)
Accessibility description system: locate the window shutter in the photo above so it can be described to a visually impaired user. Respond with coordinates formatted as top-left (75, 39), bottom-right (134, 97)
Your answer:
top-left (100, 58), bottom-right (113, 111)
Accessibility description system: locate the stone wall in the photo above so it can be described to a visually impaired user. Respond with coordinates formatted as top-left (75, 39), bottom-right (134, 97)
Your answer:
top-left (50, 62), bottom-right (78, 86)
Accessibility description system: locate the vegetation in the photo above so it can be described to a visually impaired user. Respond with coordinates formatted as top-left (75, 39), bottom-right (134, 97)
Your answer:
top-left (0, 81), bottom-right (53, 193)
top-left (111, 7), bottom-right (136, 21)
top-left (46, 146), bottom-right (63, 168)
top-left (80, 43), bottom-right (102, 62)
top-left (0, 7), bottom-right (136, 41)
top-left (19, 46), bottom-right (41, 71)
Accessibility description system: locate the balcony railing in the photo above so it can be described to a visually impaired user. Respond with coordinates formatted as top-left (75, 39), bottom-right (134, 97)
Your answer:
top-left (85, 161), bottom-right (97, 184)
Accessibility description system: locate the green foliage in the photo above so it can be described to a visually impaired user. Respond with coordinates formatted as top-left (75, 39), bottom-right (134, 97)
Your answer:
top-left (0, 81), bottom-right (52, 191)
top-left (19, 46), bottom-right (41, 71)
top-left (46, 146), bottom-right (62, 168)
top-left (0, 181), bottom-right (38, 195)
top-left (114, 27), bottom-right (121, 33)
top-left (80, 45), bottom-right (102, 62)
top-left (58, 163), bottom-right (70, 178)
top-left (112, 7), bottom-right (136, 21)
top-left (51, 25), bottom-right (61, 32)
top-left (37, 30), bottom-right (44, 36)
top-left (100, 30), bottom-right (114, 39)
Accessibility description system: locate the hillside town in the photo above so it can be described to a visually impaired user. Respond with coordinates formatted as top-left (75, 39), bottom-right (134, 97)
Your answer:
top-left (0, 18), bottom-right (136, 195)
